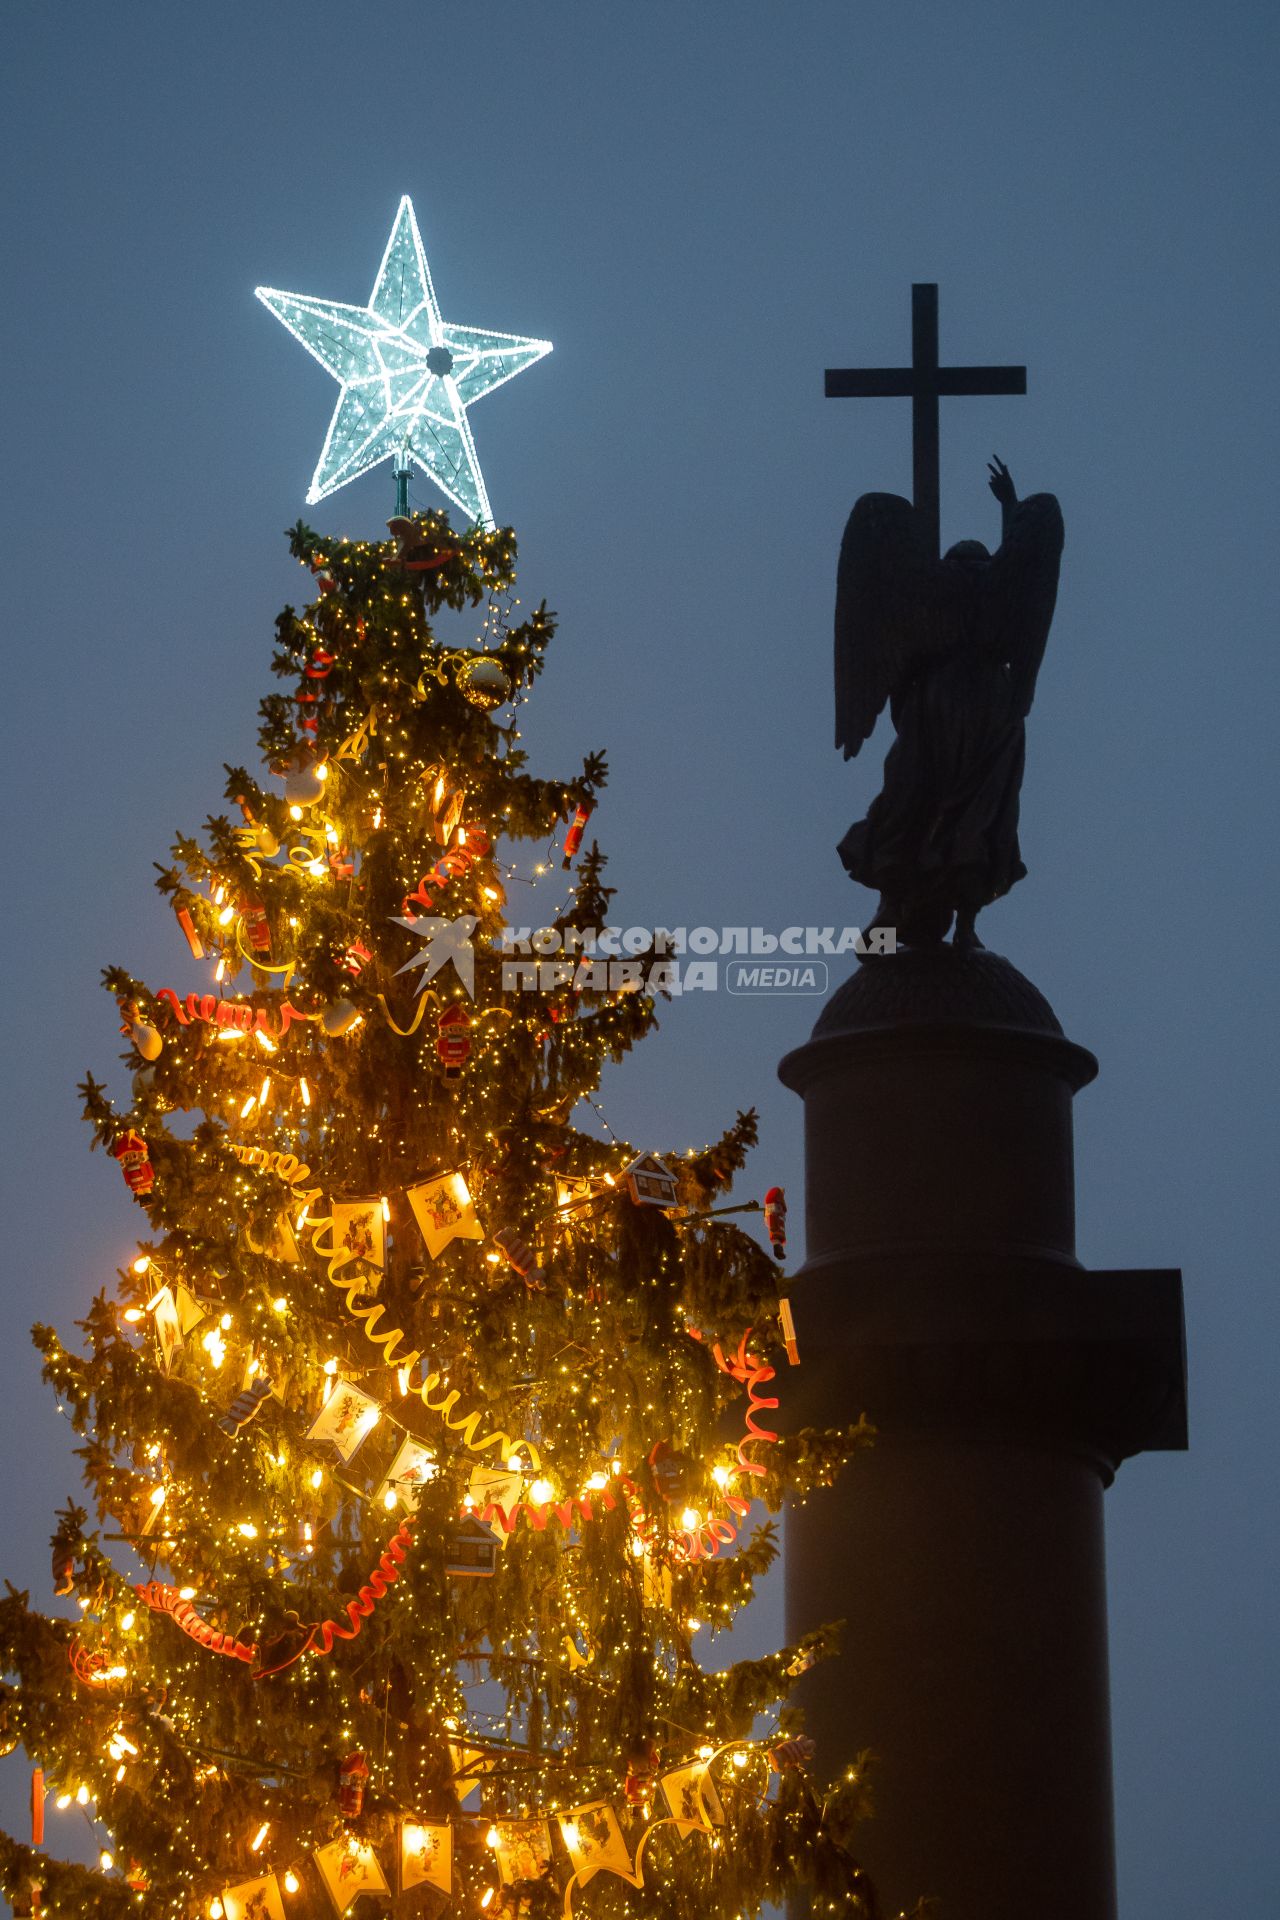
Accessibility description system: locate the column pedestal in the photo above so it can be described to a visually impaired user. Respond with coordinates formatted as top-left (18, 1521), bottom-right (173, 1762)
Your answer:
top-left (778, 950), bottom-right (1185, 1920)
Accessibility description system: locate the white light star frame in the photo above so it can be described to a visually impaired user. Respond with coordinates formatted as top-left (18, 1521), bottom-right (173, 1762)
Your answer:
top-left (257, 197), bottom-right (551, 527)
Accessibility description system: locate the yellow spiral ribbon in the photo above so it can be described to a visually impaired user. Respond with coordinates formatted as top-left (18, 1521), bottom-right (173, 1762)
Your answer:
top-left (308, 1214), bottom-right (542, 1471)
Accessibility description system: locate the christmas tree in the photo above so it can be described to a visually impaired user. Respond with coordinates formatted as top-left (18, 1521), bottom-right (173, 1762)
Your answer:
top-left (0, 509), bottom-right (874, 1919)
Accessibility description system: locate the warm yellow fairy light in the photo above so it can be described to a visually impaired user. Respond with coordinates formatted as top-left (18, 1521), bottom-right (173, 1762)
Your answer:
top-left (732, 1750), bottom-right (750, 1769)
top-left (99, 1850), bottom-right (114, 1870)
top-left (310, 1469), bottom-right (324, 1489)
top-left (179, 1586), bottom-right (196, 1600)
top-left (255, 1031), bottom-right (277, 1053)
top-left (530, 1478), bottom-right (555, 1505)
top-left (561, 1822), bottom-right (579, 1850)
top-left (383, 1488), bottom-right (397, 1510)
top-left (273, 1296), bottom-right (288, 1312)
top-left (485, 1826), bottom-right (501, 1848)
top-left (299, 1077), bottom-right (311, 1106)
top-left (289, 804), bottom-right (303, 820)
top-left (284, 1870), bottom-right (299, 1893)
top-left (215, 957), bottom-right (227, 982)
top-left (123, 1308), bottom-right (143, 1323)
top-left (506, 1453), bottom-right (524, 1472)
top-left (381, 1195), bottom-right (390, 1222)
top-left (586, 1471), bottom-right (607, 1490)
top-left (481, 1891), bottom-right (495, 1910)
top-left (220, 1312), bottom-right (232, 1329)
top-left (240, 1095), bottom-right (257, 1118)
top-left (209, 1901), bottom-right (224, 1919)
top-left (75, 1785), bottom-right (90, 1805)
top-left (355, 1404), bottom-right (381, 1438)
top-left (712, 1464), bottom-right (731, 1488)
top-left (307, 857), bottom-right (326, 877)
top-left (132, 1257), bottom-right (149, 1275)
top-left (688, 1618), bottom-right (703, 1633)
top-left (259, 1076), bottom-right (272, 1106)
top-left (55, 1793), bottom-right (71, 1809)
top-left (217, 905), bottom-right (235, 927)
top-left (148, 1486), bottom-right (167, 1509)
top-left (238, 1522), bottom-right (258, 1539)
top-left (120, 1611), bottom-right (135, 1631)
top-left (698, 1744), bottom-right (715, 1760)
top-left (251, 1821), bottom-right (270, 1851)
top-left (396, 1366), bottom-right (411, 1396)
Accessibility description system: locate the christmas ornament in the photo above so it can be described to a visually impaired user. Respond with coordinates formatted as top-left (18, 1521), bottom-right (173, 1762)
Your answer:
top-left (492, 1226), bottom-right (547, 1290)
top-left (51, 1540), bottom-right (74, 1597)
top-left (624, 1737), bottom-right (661, 1807)
top-left (422, 764), bottom-right (467, 845)
top-left (174, 903), bottom-right (204, 958)
top-left (646, 1441), bottom-right (692, 1504)
top-left (779, 1295), bottom-right (800, 1367)
top-left (337, 1749), bottom-right (369, 1817)
top-left (131, 1021), bottom-right (163, 1062)
top-left (399, 827), bottom-right (492, 915)
top-left (436, 1003), bottom-right (472, 1077)
top-left (257, 196), bottom-right (551, 523)
top-left (340, 940), bottom-right (372, 977)
top-left (111, 1129), bottom-right (154, 1198)
top-left (281, 754), bottom-right (326, 806)
top-left (763, 1186), bottom-right (787, 1259)
top-left (561, 799), bottom-right (595, 868)
top-left (769, 1736), bottom-right (816, 1772)
top-left (30, 1768), bottom-right (43, 1847)
top-left (152, 1286), bottom-right (183, 1373)
top-left (445, 1515), bottom-right (499, 1579)
top-left (218, 1376), bottom-right (274, 1435)
top-left (387, 517), bottom-right (459, 576)
top-left (623, 1153), bottom-right (679, 1208)
top-left (406, 1171), bottom-right (483, 1258)
top-left (320, 998), bottom-right (361, 1037)
top-left (241, 898), bottom-right (272, 956)
top-left (458, 655), bottom-right (512, 710)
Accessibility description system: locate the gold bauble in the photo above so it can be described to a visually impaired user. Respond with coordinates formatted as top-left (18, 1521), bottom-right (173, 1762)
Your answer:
top-left (458, 656), bottom-right (511, 711)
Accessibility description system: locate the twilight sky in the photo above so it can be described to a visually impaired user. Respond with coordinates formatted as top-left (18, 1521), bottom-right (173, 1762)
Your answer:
top-left (3, 3), bottom-right (1278, 1912)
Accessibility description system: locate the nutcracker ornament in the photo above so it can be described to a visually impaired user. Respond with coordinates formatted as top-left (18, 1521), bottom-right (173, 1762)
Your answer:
top-left (560, 798), bottom-right (595, 869)
top-left (338, 1749), bottom-right (369, 1817)
top-left (436, 1004), bottom-right (472, 1079)
top-left (241, 898), bottom-right (272, 956)
top-left (624, 1735), bottom-right (661, 1807)
top-left (112, 1128), bottom-right (155, 1199)
top-left (763, 1186), bottom-right (787, 1260)
top-left (492, 1227), bottom-right (547, 1291)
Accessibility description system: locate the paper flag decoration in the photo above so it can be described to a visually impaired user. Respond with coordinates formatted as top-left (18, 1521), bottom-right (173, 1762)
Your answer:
top-left (151, 1287), bottom-right (182, 1375)
top-left (490, 1818), bottom-right (552, 1886)
top-left (559, 1801), bottom-right (637, 1887)
top-left (306, 1379), bottom-right (382, 1463)
top-left (332, 1199), bottom-right (386, 1271)
top-left (448, 1741), bottom-right (498, 1804)
top-left (406, 1170), bottom-right (484, 1258)
top-left (659, 1762), bottom-right (724, 1837)
top-left (173, 1284), bottom-right (207, 1336)
top-left (313, 1837), bottom-right (390, 1913)
top-left (220, 1873), bottom-right (286, 1920)
top-left (376, 1436), bottom-right (440, 1513)
top-left (400, 1818), bottom-right (452, 1893)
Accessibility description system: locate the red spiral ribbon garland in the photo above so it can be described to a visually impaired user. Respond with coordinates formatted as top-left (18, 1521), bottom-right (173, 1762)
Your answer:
top-left (252, 1519), bottom-right (416, 1678)
top-left (134, 1583), bottom-right (258, 1665)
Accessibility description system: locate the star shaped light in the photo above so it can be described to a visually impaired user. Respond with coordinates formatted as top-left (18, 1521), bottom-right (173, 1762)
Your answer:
top-left (257, 197), bottom-right (551, 526)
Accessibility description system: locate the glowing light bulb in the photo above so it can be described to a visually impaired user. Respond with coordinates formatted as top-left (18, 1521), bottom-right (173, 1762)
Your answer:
top-left (99, 1850), bottom-right (114, 1871)
top-left (120, 1611), bottom-right (135, 1631)
top-left (251, 1821), bottom-right (270, 1851)
top-left (149, 1486), bottom-right (167, 1509)
top-left (131, 1257), bottom-right (149, 1275)
top-left (273, 1296), bottom-right (288, 1313)
top-left (217, 905), bottom-right (235, 927)
top-left (284, 1871), bottom-right (299, 1893)
top-left (681, 1507), bottom-right (701, 1532)
top-left (530, 1478), bottom-right (555, 1505)
top-left (299, 1077), bottom-right (311, 1107)
top-left (712, 1464), bottom-right (731, 1489)
top-left (310, 1469), bottom-right (324, 1489)
top-left (75, 1785), bottom-right (89, 1805)
top-left (179, 1587), bottom-right (195, 1600)
top-left (383, 1489), bottom-right (397, 1510)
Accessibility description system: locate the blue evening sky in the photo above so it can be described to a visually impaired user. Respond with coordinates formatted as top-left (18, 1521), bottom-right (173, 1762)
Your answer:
top-left (2, 4), bottom-right (1277, 1912)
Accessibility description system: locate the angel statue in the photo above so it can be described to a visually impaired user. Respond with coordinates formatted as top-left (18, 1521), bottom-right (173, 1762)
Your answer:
top-left (835, 456), bottom-right (1063, 949)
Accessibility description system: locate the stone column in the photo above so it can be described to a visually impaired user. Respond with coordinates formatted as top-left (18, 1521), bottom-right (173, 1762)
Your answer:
top-left (778, 950), bottom-right (1185, 1920)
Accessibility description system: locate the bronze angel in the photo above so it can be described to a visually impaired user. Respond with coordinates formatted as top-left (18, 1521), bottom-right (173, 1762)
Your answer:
top-left (835, 457), bottom-right (1064, 948)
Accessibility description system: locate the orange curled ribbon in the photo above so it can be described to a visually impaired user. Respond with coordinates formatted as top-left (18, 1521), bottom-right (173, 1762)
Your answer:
top-left (252, 1519), bottom-right (415, 1678)
top-left (155, 989), bottom-right (311, 1041)
top-left (134, 1582), bottom-right (257, 1665)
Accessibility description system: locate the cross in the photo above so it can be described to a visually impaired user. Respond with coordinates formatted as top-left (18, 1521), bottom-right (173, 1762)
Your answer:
top-left (825, 284), bottom-right (1026, 557)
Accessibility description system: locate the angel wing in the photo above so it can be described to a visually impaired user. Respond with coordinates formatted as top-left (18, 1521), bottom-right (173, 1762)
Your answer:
top-left (982, 492), bottom-right (1064, 718)
top-left (834, 493), bottom-right (949, 758)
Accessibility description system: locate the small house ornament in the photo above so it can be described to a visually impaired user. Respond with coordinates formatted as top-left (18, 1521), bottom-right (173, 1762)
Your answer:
top-left (623, 1153), bottom-right (679, 1209)
top-left (446, 1514), bottom-right (500, 1578)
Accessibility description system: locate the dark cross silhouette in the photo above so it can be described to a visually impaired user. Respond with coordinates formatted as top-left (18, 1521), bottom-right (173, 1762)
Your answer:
top-left (825, 284), bottom-right (1027, 557)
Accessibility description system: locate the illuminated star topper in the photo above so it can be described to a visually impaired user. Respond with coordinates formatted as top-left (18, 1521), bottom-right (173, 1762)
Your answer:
top-left (256, 197), bottom-right (551, 526)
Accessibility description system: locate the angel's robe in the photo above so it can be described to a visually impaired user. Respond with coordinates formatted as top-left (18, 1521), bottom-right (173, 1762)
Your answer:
top-left (835, 492), bottom-right (1063, 925)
